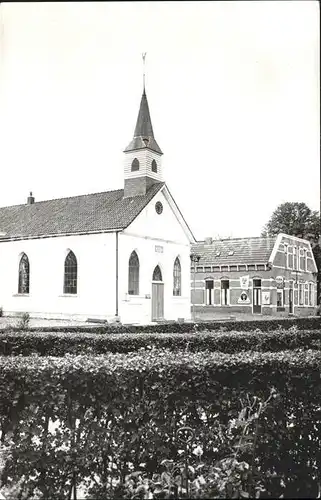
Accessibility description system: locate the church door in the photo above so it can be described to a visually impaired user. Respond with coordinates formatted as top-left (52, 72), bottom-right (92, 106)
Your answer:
top-left (152, 265), bottom-right (164, 321)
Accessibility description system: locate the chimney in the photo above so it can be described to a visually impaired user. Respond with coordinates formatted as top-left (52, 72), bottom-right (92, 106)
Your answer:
top-left (204, 237), bottom-right (213, 245)
top-left (27, 192), bottom-right (35, 205)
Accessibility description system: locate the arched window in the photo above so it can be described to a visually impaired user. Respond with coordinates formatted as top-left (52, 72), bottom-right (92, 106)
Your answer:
top-left (173, 257), bottom-right (181, 296)
top-left (153, 265), bottom-right (162, 281)
top-left (64, 251), bottom-right (77, 294)
top-left (18, 253), bottom-right (30, 294)
top-left (151, 159), bottom-right (157, 173)
top-left (128, 251), bottom-right (139, 295)
top-left (131, 158), bottom-right (140, 172)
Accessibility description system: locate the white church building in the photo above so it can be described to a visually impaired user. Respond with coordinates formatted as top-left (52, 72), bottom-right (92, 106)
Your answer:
top-left (0, 87), bottom-right (195, 324)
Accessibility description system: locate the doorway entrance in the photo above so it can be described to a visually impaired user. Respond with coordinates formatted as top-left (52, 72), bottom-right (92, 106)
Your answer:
top-left (253, 279), bottom-right (262, 314)
top-left (152, 265), bottom-right (164, 321)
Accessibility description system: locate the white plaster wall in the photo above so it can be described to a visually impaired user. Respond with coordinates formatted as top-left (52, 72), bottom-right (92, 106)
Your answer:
top-left (120, 191), bottom-right (192, 324)
top-left (0, 233), bottom-right (117, 320)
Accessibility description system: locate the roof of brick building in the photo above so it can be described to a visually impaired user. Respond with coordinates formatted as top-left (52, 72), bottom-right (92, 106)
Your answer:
top-left (0, 182), bottom-right (165, 240)
top-left (192, 236), bottom-right (277, 266)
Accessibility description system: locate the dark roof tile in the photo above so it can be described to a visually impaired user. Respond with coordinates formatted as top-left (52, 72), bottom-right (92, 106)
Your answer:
top-left (0, 182), bottom-right (164, 240)
top-left (192, 237), bottom-right (277, 266)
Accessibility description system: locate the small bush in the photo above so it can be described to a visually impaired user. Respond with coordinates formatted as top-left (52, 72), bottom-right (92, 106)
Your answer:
top-left (0, 306), bottom-right (3, 318)
top-left (16, 312), bottom-right (30, 330)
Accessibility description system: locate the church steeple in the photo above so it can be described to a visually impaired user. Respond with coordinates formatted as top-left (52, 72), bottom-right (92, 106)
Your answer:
top-left (123, 57), bottom-right (164, 198)
top-left (124, 90), bottom-right (163, 155)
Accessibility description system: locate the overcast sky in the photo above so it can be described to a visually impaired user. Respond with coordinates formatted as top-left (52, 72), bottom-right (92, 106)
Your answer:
top-left (0, 1), bottom-right (319, 240)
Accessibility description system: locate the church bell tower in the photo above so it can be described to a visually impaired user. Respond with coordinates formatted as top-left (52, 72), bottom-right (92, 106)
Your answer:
top-left (123, 57), bottom-right (164, 198)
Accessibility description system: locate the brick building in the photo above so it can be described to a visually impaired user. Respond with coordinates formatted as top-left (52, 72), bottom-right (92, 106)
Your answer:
top-left (190, 234), bottom-right (318, 317)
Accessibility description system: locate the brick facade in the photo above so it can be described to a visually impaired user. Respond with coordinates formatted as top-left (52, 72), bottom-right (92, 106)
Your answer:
top-left (191, 234), bottom-right (318, 317)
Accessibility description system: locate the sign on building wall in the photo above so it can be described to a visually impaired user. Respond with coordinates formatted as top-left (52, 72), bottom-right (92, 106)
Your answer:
top-left (275, 276), bottom-right (284, 289)
top-left (262, 292), bottom-right (271, 305)
top-left (237, 291), bottom-right (250, 304)
top-left (240, 275), bottom-right (250, 289)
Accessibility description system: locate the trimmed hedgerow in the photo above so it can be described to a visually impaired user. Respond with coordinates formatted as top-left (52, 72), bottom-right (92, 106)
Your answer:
top-left (0, 328), bottom-right (320, 356)
top-left (1, 315), bottom-right (320, 335)
top-left (0, 350), bottom-right (320, 498)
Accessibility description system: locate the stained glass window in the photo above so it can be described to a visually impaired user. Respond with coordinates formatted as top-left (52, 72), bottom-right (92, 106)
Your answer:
top-left (173, 257), bottom-right (181, 296)
top-left (18, 253), bottom-right (30, 294)
top-left (64, 251), bottom-right (77, 294)
top-left (128, 251), bottom-right (139, 295)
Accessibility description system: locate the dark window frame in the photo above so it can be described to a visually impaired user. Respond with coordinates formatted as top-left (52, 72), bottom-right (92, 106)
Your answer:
top-left (173, 257), bottom-right (181, 296)
top-left (151, 159), bottom-right (157, 173)
top-left (18, 253), bottom-right (30, 294)
top-left (153, 265), bottom-right (162, 281)
top-left (128, 251), bottom-right (140, 295)
top-left (64, 251), bottom-right (77, 294)
top-left (131, 158), bottom-right (140, 171)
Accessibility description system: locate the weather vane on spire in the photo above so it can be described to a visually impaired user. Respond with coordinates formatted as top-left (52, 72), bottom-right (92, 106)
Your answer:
top-left (142, 52), bottom-right (147, 92)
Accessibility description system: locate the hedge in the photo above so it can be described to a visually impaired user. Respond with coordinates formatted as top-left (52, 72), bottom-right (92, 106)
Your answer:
top-left (0, 350), bottom-right (320, 498)
top-left (0, 329), bottom-right (320, 356)
top-left (2, 315), bottom-right (320, 334)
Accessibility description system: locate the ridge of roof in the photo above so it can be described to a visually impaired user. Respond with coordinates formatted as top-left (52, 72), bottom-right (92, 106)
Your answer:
top-left (0, 188), bottom-right (124, 210)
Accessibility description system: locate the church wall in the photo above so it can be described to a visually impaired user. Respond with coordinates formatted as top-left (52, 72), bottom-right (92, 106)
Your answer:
top-left (118, 232), bottom-right (191, 324)
top-left (126, 190), bottom-right (189, 244)
top-left (0, 233), bottom-right (117, 321)
top-left (119, 192), bottom-right (192, 323)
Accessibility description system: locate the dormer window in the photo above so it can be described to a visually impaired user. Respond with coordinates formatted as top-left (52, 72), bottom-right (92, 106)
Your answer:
top-left (131, 158), bottom-right (140, 171)
top-left (152, 159), bottom-right (157, 173)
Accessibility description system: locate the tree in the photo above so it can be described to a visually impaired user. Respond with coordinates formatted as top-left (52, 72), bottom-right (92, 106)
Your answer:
top-left (261, 202), bottom-right (320, 242)
top-left (262, 202), bottom-right (321, 305)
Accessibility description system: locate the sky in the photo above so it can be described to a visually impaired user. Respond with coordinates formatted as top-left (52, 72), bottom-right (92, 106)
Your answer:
top-left (0, 1), bottom-right (319, 241)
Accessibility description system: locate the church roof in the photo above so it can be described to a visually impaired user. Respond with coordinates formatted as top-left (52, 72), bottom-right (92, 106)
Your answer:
top-left (191, 236), bottom-right (277, 266)
top-left (0, 182), bottom-right (165, 241)
top-left (124, 90), bottom-right (163, 155)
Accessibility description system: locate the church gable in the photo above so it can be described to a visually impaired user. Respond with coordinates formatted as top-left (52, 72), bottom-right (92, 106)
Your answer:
top-left (124, 185), bottom-right (195, 244)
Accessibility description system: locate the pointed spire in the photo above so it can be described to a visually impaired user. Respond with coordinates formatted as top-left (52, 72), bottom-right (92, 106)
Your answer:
top-left (133, 92), bottom-right (154, 138)
top-left (124, 54), bottom-right (163, 155)
top-left (124, 90), bottom-right (163, 154)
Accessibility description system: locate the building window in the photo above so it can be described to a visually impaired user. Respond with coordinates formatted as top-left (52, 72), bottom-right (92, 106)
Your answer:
top-left (221, 266), bottom-right (229, 272)
top-left (284, 244), bottom-right (289, 268)
top-left (64, 251), bottom-right (77, 294)
top-left (248, 265), bottom-right (255, 271)
top-left (299, 283), bottom-right (304, 305)
top-left (288, 247), bottom-right (293, 269)
top-left (293, 247), bottom-right (297, 270)
top-left (153, 265), bottom-right (162, 281)
top-left (18, 253), bottom-right (30, 294)
top-left (213, 266), bottom-right (220, 272)
top-left (151, 159), bottom-right (157, 173)
top-left (173, 257), bottom-right (181, 296)
top-left (128, 251), bottom-right (139, 295)
top-left (276, 290), bottom-right (284, 307)
top-left (221, 280), bottom-right (229, 305)
top-left (131, 158), bottom-right (140, 171)
top-left (304, 249), bottom-right (308, 271)
top-left (205, 279), bottom-right (214, 305)
top-left (299, 248), bottom-right (304, 271)
top-left (308, 283), bottom-right (314, 306)
top-left (230, 265), bottom-right (237, 272)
